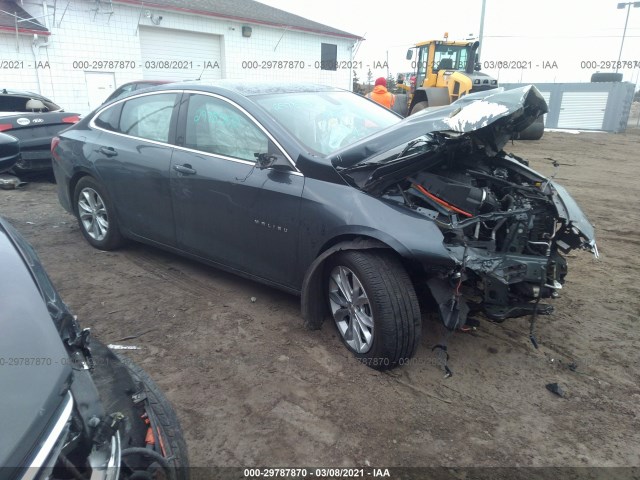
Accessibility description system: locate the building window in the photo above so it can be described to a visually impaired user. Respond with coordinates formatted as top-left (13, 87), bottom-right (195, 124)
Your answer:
top-left (320, 43), bottom-right (337, 71)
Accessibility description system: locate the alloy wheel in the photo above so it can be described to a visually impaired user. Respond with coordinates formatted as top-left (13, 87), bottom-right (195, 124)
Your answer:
top-left (328, 265), bottom-right (374, 353)
top-left (78, 187), bottom-right (109, 241)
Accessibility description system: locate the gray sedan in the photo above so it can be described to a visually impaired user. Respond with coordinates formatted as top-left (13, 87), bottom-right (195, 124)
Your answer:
top-left (52, 81), bottom-right (597, 370)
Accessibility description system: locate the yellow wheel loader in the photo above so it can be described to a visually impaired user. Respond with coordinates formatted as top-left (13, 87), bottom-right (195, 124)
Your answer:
top-left (399, 37), bottom-right (498, 115)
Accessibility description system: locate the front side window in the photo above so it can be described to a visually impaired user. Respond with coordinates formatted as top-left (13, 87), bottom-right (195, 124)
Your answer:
top-left (185, 94), bottom-right (269, 162)
top-left (119, 93), bottom-right (176, 143)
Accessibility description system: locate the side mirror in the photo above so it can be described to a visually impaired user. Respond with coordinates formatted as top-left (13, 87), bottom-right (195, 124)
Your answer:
top-left (406, 49), bottom-right (413, 60)
top-left (255, 152), bottom-right (291, 171)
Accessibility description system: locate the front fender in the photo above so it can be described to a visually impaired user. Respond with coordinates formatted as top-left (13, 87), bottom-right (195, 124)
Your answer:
top-left (300, 237), bottom-right (390, 330)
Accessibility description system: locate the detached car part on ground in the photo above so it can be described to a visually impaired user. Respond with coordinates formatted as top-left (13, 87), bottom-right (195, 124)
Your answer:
top-left (51, 82), bottom-right (597, 372)
top-left (0, 218), bottom-right (189, 479)
top-left (0, 89), bottom-right (80, 174)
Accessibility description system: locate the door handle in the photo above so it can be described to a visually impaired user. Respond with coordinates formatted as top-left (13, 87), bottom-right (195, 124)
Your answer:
top-left (98, 146), bottom-right (117, 157)
top-left (173, 164), bottom-right (197, 175)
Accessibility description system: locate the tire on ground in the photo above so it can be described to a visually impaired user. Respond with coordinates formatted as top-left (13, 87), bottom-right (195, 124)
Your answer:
top-left (516, 114), bottom-right (545, 140)
top-left (409, 101), bottom-right (429, 115)
top-left (325, 250), bottom-right (421, 370)
top-left (73, 176), bottom-right (124, 250)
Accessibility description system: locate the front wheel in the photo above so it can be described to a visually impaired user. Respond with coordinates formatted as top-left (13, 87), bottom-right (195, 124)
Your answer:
top-left (326, 250), bottom-right (421, 370)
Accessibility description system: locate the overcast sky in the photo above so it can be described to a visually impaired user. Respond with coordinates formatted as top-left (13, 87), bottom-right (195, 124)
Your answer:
top-left (259, 0), bottom-right (640, 88)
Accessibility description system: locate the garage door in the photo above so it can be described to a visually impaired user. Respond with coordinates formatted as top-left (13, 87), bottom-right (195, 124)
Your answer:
top-left (139, 27), bottom-right (222, 82)
top-left (557, 91), bottom-right (608, 130)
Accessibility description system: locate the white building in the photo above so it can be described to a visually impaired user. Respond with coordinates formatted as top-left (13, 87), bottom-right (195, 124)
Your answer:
top-left (0, 0), bottom-right (361, 114)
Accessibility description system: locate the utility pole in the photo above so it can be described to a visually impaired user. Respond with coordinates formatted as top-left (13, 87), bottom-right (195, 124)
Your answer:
top-left (477, 0), bottom-right (487, 61)
top-left (616, 2), bottom-right (640, 74)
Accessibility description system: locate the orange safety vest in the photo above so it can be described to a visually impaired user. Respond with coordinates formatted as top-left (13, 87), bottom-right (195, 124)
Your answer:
top-left (367, 85), bottom-right (395, 109)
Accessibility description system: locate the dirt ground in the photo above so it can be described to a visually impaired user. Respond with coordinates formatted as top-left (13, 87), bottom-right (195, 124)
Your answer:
top-left (1, 129), bottom-right (639, 470)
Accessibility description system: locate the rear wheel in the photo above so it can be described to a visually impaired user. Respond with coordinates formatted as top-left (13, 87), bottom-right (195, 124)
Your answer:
top-left (326, 250), bottom-right (421, 370)
top-left (74, 176), bottom-right (124, 250)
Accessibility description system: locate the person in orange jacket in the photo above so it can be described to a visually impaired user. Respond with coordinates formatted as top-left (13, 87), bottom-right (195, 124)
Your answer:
top-left (367, 77), bottom-right (395, 109)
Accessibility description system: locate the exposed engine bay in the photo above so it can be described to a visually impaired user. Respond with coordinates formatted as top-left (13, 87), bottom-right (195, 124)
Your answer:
top-left (342, 129), bottom-right (597, 333)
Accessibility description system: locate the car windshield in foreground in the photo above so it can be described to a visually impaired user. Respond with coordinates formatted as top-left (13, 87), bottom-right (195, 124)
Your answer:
top-left (253, 91), bottom-right (401, 155)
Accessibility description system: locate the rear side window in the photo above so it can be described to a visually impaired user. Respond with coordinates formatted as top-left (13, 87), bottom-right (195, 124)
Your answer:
top-left (119, 93), bottom-right (176, 143)
top-left (0, 95), bottom-right (60, 112)
top-left (184, 94), bottom-right (270, 162)
top-left (94, 103), bottom-right (122, 131)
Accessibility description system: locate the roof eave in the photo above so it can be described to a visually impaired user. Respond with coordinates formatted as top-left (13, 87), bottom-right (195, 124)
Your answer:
top-left (112, 0), bottom-right (363, 41)
top-left (0, 25), bottom-right (50, 35)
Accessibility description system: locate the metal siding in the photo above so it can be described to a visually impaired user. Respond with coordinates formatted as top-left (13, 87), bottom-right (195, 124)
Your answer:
top-left (139, 27), bottom-right (222, 81)
top-left (539, 91), bottom-right (551, 125)
top-left (557, 91), bottom-right (608, 130)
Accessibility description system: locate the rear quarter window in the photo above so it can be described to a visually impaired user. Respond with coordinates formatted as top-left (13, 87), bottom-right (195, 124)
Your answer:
top-left (94, 103), bottom-right (123, 131)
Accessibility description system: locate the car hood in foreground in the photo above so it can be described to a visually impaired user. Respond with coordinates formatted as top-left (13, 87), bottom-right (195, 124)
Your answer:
top-left (329, 85), bottom-right (548, 169)
top-left (0, 221), bottom-right (73, 469)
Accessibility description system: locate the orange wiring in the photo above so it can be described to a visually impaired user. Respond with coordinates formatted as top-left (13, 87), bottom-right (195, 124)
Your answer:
top-left (413, 184), bottom-right (473, 218)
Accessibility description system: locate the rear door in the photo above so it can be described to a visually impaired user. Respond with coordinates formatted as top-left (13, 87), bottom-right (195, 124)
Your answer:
top-left (170, 92), bottom-right (304, 288)
top-left (90, 91), bottom-right (179, 246)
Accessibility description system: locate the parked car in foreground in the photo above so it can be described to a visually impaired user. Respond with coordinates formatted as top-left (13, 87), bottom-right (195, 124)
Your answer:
top-left (0, 89), bottom-right (80, 174)
top-left (0, 217), bottom-right (189, 479)
top-left (52, 81), bottom-right (598, 370)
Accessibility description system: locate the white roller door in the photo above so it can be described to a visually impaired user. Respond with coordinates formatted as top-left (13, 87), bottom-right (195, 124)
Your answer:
top-left (139, 27), bottom-right (222, 82)
top-left (557, 91), bottom-right (608, 130)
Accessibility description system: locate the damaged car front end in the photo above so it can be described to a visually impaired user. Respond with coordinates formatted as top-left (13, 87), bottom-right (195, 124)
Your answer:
top-left (331, 86), bottom-right (597, 343)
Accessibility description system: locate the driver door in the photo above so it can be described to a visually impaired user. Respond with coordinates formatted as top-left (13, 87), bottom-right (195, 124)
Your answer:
top-left (170, 92), bottom-right (305, 288)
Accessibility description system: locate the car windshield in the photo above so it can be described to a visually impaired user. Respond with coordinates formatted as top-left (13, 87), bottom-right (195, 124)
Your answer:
top-left (253, 91), bottom-right (401, 155)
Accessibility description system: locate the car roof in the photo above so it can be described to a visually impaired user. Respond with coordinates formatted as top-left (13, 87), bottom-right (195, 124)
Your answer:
top-left (160, 80), bottom-right (345, 97)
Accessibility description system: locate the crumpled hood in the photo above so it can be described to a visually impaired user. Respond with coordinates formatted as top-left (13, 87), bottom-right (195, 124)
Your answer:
top-left (330, 85), bottom-right (548, 169)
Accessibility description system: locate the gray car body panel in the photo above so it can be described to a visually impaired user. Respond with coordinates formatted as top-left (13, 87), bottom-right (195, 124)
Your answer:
top-left (0, 220), bottom-right (73, 472)
top-left (52, 82), bottom-right (594, 305)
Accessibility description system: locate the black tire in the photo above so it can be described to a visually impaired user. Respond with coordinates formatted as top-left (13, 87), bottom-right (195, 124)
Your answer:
top-left (88, 341), bottom-right (189, 479)
top-left (409, 100), bottom-right (429, 115)
top-left (590, 72), bottom-right (623, 83)
top-left (73, 176), bottom-right (124, 250)
top-left (325, 250), bottom-right (421, 370)
top-left (516, 114), bottom-right (545, 140)
top-left (115, 353), bottom-right (190, 479)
